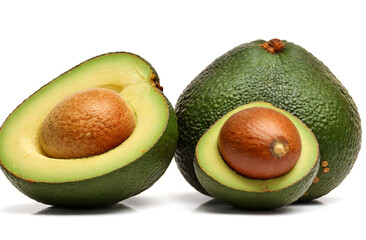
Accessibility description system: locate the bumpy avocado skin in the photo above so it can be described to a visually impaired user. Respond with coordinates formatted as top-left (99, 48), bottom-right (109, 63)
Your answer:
top-left (175, 40), bottom-right (361, 200)
top-left (1, 99), bottom-right (177, 207)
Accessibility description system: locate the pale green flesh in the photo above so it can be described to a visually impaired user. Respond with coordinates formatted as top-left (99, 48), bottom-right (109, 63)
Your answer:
top-left (196, 102), bottom-right (318, 192)
top-left (0, 53), bottom-right (168, 182)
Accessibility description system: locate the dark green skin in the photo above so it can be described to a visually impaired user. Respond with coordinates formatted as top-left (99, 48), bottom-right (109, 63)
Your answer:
top-left (1, 101), bottom-right (177, 208)
top-left (175, 39), bottom-right (361, 201)
top-left (0, 52), bottom-right (178, 207)
top-left (194, 156), bottom-right (319, 210)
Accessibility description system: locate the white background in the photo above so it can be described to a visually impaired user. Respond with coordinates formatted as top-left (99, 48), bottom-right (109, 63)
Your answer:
top-left (1, 0), bottom-right (365, 239)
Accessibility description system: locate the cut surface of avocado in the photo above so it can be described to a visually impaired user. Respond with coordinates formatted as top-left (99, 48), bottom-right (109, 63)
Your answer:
top-left (0, 53), bottom-right (168, 182)
top-left (194, 102), bottom-right (319, 209)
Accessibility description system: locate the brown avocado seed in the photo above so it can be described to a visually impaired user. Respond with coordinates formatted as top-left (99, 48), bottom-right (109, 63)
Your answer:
top-left (217, 107), bottom-right (301, 179)
top-left (40, 88), bottom-right (136, 159)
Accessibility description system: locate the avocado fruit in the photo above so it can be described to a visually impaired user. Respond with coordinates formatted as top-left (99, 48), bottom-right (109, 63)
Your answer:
top-left (175, 39), bottom-right (361, 202)
top-left (0, 52), bottom-right (178, 207)
top-left (195, 102), bottom-right (319, 209)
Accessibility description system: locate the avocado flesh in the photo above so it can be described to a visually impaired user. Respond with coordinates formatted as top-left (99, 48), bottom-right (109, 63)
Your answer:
top-left (0, 53), bottom-right (178, 207)
top-left (195, 102), bottom-right (319, 209)
top-left (175, 39), bottom-right (361, 201)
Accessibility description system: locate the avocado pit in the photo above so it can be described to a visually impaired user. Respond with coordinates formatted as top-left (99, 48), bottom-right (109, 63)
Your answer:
top-left (217, 107), bottom-right (302, 179)
top-left (39, 88), bottom-right (136, 159)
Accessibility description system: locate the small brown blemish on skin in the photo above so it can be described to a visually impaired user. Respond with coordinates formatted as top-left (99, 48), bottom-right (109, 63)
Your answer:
top-left (313, 177), bottom-right (319, 183)
top-left (303, 192), bottom-right (309, 196)
top-left (142, 149), bottom-right (147, 153)
top-left (151, 73), bottom-right (163, 91)
top-left (155, 81), bottom-right (164, 92)
top-left (323, 167), bottom-right (330, 173)
top-left (321, 161), bottom-right (328, 167)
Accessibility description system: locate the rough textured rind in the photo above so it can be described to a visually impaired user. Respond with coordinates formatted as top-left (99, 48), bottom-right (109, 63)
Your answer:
top-left (0, 98), bottom-right (177, 207)
top-left (175, 39), bottom-right (362, 200)
top-left (194, 156), bottom-right (319, 210)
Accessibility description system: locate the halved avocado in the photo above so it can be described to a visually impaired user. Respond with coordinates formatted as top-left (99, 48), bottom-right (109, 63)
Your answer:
top-left (0, 52), bottom-right (178, 207)
top-left (194, 102), bottom-right (319, 210)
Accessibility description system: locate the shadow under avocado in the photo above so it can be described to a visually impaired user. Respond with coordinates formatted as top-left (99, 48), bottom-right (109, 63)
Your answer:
top-left (290, 199), bottom-right (326, 207)
top-left (1, 202), bottom-right (46, 214)
top-left (34, 203), bottom-right (135, 215)
top-left (195, 198), bottom-right (325, 215)
top-left (168, 192), bottom-right (212, 205)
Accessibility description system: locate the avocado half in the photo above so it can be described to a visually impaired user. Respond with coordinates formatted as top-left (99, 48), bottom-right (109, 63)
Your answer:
top-left (194, 102), bottom-right (319, 210)
top-left (175, 39), bottom-right (361, 201)
top-left (0, 52), bottom-right (178, 207)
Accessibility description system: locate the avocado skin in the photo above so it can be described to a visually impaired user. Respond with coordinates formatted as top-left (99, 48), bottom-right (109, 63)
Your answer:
top-left (0, 98), bottom-right (177, 207)
top-left (175, 40), bottom-right (361, 200)
top-left (194, 156), bottom-right (320, 210)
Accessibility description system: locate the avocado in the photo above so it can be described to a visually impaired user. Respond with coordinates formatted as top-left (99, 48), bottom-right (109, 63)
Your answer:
top-left (0, 52), bottom-right (178, 207)
top-left (195, 102), bottom-right (319, 209)
top-left (175, 39), bottom-right (361, 201)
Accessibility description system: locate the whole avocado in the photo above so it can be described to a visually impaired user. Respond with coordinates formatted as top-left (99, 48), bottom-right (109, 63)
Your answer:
top-left (175, 39), bottom-right (361, 201)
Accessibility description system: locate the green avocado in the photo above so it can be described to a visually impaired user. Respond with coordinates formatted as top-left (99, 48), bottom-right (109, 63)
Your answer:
top-left (194, 102), bottom-right (319, 210)
top-left (0, 52), bottom-right (178, 207)
top-left (175, 39), bottom-right (361, 201)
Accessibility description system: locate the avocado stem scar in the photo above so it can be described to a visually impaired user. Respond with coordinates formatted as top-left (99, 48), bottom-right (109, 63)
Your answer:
top-left (260, 39), bottom-right (285, 54)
